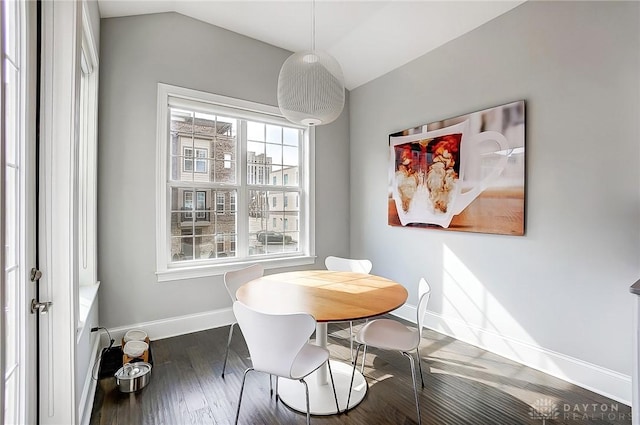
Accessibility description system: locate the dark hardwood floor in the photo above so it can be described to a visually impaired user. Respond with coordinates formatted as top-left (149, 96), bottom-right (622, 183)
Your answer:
top-left (90, 320), bottom-right (631, 425)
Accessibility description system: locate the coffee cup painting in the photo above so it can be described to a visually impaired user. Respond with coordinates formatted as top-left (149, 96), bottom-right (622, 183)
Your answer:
top-left (388, 100), bottom-right (525, 236)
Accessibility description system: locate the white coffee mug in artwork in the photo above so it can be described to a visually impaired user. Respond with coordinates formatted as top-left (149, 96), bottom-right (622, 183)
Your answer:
top-left (389, 120), bottom-right (508, 228)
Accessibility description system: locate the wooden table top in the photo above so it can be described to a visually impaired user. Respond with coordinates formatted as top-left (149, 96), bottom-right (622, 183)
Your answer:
top-left (236, 270), bottom-right (408, 323)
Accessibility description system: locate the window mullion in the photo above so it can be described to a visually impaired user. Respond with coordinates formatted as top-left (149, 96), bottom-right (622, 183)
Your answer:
top-left (237, 120), bottom-right (249, 258)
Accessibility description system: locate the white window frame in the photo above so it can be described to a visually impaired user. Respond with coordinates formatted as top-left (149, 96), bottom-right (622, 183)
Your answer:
top-left (230, 192), bottom-right (236, 213)
top-left (155, 84), bottom-right (315, 281)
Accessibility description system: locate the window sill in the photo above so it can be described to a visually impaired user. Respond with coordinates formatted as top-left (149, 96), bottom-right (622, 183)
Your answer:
top-left (76, 282), bottom-right (100, 340)
top-left (155, 255), bottom-right (317, 283)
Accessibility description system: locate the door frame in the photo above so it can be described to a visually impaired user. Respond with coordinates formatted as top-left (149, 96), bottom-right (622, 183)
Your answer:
top-left (1, 0), bottom-right (38, 423)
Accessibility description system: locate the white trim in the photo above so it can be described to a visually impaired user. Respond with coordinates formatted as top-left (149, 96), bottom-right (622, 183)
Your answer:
top-left (390, 305), bottom-right (632, 405)
top-left (104, 308), bottom-right (236, 345)
top-left (1, 4), bottom-right (7, 424)
top-left (163, 85), bottom-right (285, 122)
top-left (80, 2), bottom-right (98, 69)
top-left (78, 334), bottom-right (100, 425)
top-left (634, 295), bottom-right (640, 425)
top-left (156, 255), bottom-right (316, 282)
top-left (78, 3), bottom-right (99, 290)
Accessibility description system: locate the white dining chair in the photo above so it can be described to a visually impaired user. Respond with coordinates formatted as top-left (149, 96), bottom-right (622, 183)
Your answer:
top-left (346, 277), bottom-right (431, 425)
top-left (221, 263), bottom-right (264, 378)
top-left (324, 256), bottom-right (373, 364)
top-left (233, 301), bottom-right (340, 425)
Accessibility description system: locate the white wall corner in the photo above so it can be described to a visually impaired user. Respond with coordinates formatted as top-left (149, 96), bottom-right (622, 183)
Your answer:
top-left (391, 305), bottom-right (632, 405)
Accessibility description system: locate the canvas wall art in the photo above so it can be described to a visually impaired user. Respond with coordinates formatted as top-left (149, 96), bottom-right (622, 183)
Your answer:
top-left (388, 100), bottom-right (525, 236)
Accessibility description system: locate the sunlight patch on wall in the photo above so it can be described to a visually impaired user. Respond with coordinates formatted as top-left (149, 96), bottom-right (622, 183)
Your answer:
top-left (441, 243), bottom-right (538, 361)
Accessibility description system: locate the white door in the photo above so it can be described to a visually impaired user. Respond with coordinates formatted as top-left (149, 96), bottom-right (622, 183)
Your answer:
top-left (38, 1), bottom-right (83, 424)
top-left (2, 1), bottom-right (38, 424)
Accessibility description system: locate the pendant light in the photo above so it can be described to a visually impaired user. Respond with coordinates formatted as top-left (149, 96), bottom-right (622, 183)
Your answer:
top-left (277, 0), bottom-right (345, 126)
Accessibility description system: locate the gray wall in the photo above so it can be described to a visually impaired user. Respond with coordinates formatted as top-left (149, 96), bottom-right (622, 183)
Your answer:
top-left (98, 12), bottom-right (350, 328)
top-left (349, 0), bottom-right (639, 398)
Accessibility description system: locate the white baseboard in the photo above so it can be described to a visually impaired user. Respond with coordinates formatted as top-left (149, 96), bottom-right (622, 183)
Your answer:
top-left (390, 304), bottom-right (632, 405)
top-left (104, 308), bottom-right (235, 346)
top-left (79, 334), bottom-right (101, 425)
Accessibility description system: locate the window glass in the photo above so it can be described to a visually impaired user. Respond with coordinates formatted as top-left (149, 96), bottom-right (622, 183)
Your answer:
top-left (171, 110), bottom-right (236, 184)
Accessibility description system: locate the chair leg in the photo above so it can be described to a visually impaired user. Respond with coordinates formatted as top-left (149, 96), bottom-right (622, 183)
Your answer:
top-left (360, 319), bottom-right (369, 373)
top-left (351, 320), bottom-right (368, 368)
top-left (402, 352), bottom-right (421, 425)
top-left (416, 347), bottom-right (425, 388)
top-left (275, 376), bottom-right (279, 402)
top-left (300, 378), bottom-right (311, 425)
top-left (222, 323), bottom-right (235, 378)
top-left (360, 344), bottom-right (367, 374)
top-left (326, 360), bottom-right (341, 415)
top-left (349, 321), bottom-right (354, 363)
top-left (346, 343), bottom-right (363, 414)
top-left (234, 368), bottom-right (253, 425)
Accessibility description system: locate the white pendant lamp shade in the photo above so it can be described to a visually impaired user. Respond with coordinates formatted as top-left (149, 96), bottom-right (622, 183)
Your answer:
top-left (277, 50), bottom-right (345, 126)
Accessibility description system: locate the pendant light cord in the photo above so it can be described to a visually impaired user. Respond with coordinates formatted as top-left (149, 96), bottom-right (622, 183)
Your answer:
top-left (311, 0), bottom-right (316, 51)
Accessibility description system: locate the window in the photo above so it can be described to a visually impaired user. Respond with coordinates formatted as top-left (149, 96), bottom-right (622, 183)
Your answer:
top-left (216, 192), bottom-right (225, 214)
top-left (196, 191), bottom-right (206, 219)
top-left (78, 19), bottom-right (99, 290)
top-left (156, 84), bottom-right (315, 280)
top-left (184, 147), bottom-right (208, 173)
top-left (216, 234), bottom-right (224, 255)
top-left (184, 191), bottom-right (194, 219)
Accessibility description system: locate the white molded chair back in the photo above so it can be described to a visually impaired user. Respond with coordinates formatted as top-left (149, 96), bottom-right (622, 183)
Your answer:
top-left (224, 263), bottom-right (264, 302)
top-left (233, 301), bottom-right (315, 378)
top-left (324, 256), bottom-right (373, 363)
top-left (221, 263), bottom-right (264, 378)
top-left (325, 256), bottom-right (372, 274)
top-left (416, 278), bottom-right (431, 336)
top-left (346, 277), bottom-right (432, 425)
top-left (233, 301), bottom-right (340, 424)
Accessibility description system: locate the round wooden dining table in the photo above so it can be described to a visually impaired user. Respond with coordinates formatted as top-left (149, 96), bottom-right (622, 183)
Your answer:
top-left (236, 269), bottom-right (408, 415)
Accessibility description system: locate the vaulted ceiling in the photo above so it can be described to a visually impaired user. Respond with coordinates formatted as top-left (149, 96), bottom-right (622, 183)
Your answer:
top-left (98, 1), bottom-right (525, 90)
